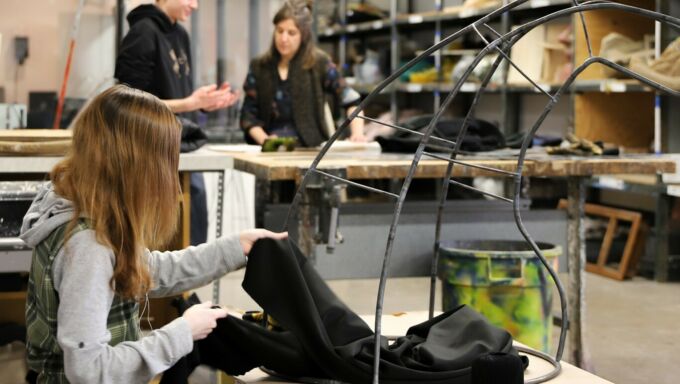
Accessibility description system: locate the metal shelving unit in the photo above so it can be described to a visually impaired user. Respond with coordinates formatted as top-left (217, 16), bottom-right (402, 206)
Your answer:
top-left (316, 0), bottom-right (675, 141)
top-left (351, 78), bottom-right (654, 95)
top-left (318, 0), bottom-right (573, 37)
top-left (317, 0), bottom-right (575, 133)
top-left (313, 1), bottom-right (680, 286)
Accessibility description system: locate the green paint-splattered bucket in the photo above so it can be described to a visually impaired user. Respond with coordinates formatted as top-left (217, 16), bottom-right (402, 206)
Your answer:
top-left (438, 240), bottom-right (560, 352)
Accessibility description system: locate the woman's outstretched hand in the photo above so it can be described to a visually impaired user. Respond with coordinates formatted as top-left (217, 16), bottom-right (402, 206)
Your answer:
top-left (183, 301), bottom-right (227, 340)
top-left (239, 229), bottom-right (288, 255)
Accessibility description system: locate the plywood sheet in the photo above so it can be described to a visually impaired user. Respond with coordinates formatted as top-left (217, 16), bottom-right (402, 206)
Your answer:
top-left (508, 24), bottom-right (546, 84)
top-left (574, 92), bottom-right (654, 148)
top-left (0, 129), bottom-right (72, 142)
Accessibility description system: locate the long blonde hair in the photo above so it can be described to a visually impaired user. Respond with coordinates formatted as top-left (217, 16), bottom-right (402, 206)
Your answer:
top-left (51, 85), bottom-right (181, 299)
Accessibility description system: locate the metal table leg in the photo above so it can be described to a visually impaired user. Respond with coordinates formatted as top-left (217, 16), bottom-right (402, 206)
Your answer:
top-left (213, 170), bottom-right (225, 305)
top-left (254, 178), bottom-right (272, 228)
top-left (298, 186), bottom-right (318, 264)
top-left (295, 168), bottom-right (347, 264)
top-left (212, 170), bottom-right (225, 384)
top-left (566, 176), bottom-right (593, 370)
top-left (654, 190), bottom-right (670, 282)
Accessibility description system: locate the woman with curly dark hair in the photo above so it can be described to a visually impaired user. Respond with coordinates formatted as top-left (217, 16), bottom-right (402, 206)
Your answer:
top-left (240, 0), bottom-right (366, 147)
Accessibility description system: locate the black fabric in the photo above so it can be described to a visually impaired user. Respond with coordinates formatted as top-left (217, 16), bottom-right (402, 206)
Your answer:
top-left (0, 322), bottom-right (25, 346)
top-left (189, 173), bottom-right (208, 245)
top-left (376, 115), bottom-right (505, 153)
top-left (471, 352), bottom-right (524, 384)
top-left (162, 239), bottom-right (522, 384)
top-left (346, 4), bottom-right (387, 23)
top-left (26, 370), bottom-right (37, 384)
top-left (177, 117), bottom-right (207, 153)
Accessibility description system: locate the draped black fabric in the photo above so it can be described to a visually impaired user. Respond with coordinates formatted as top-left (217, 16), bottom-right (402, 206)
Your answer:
top-left (376, 115), bottom-right (505, 153)
top-left (161, 239), bottom-right (524, 383)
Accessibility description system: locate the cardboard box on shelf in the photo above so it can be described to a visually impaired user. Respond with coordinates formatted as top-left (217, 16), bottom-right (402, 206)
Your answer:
top-left (508, 21), bottom-right (571, 85)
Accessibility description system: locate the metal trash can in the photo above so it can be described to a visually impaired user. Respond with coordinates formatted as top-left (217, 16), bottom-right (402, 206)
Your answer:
top-left (438, 240), bottom-right (560, 352)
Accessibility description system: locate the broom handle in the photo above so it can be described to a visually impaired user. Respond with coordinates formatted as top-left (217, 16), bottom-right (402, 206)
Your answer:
top-left (53, 0), bottom-right (85, 129)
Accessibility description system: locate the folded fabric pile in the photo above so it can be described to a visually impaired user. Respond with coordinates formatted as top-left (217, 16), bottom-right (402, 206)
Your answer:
top-left (376, 114), bottom-right (505, 153)
top-left (161, 238), bottom-right (526, 384)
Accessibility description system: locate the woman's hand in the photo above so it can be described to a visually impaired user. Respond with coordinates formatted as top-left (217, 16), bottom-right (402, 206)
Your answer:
top-left (348, 132), bottom-right (368, 142)
top-left (182, 301), bottom-right (228, 340)
top-left (347, 108), bottom-right (367, 142)
top-left (189, 82), bottom-right (240, 112)
top-left (248, 127), bottom-right (272, 145)
top-left (239, 229), bottom-right (288, 255)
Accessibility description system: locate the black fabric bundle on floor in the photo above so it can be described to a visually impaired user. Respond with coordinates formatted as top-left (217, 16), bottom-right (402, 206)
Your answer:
top-left (161, 239), bottom-right (526, 384)
top-left (376, 115), bottom-right (505, 153)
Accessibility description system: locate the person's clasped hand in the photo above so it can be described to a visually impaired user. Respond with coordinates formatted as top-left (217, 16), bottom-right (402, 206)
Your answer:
top-left (348, 132), bottom-right (368, 142)
top-left (182, 301), bottom-right (228, 340)
top-left (189, 82), bottom-right (241, 112)
top-left (239, 229), bottom-right (288, 255)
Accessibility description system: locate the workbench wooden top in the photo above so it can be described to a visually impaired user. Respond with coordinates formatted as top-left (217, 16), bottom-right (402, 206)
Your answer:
top-left (228, 151), bottom-right (677, 181)
top-left (0, 148), bottom-right (233, 173)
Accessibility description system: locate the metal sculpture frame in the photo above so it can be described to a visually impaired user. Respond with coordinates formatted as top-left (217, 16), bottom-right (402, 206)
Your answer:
top-left (283, 1), bottom-right (680, 383)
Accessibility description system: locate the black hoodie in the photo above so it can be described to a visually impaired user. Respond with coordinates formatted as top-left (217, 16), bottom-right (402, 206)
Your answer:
top-left (115, 4), bottom-right (193, 101)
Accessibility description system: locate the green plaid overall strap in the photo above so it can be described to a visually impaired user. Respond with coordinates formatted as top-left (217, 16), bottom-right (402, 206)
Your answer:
top-left (25, 220), bottom-right (141, 383)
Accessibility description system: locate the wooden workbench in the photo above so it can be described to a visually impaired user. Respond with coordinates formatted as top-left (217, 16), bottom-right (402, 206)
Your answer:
top-left (224, 149), bottom-right (676, 371)
top-left (229, 151), bottom-right (675, 180)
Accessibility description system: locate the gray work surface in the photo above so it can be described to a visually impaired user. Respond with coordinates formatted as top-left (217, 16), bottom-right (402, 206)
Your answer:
top-left (265, 200), bottom-right (567, 279)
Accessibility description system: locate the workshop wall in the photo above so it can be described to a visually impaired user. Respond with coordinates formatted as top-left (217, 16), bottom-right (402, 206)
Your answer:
top-left (0, 0), bottom-right (119, 105)
top-left (0, 0), bottom-right (281, 108)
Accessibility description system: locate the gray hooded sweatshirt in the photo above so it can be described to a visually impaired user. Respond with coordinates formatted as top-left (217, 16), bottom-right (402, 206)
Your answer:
top-left (20, 182), bottom-right (246, 383)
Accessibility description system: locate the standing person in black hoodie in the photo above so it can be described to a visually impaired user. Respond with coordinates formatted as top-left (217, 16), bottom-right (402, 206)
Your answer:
top-left (115, 0), bottom-right (239, 246)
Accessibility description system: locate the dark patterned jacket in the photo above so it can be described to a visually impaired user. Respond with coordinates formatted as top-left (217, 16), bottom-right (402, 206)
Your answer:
top-left (240, 49), bottom-right (359, 147)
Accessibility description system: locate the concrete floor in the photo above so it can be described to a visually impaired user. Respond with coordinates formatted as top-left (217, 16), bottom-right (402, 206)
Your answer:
top-left (2, 272), bottom-right (679, 384)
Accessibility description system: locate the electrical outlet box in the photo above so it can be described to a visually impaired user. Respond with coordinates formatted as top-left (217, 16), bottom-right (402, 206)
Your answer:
top-left (0, 104), bottom-right (28, 129)
top-left (14, 36), bottom-right (29, 65)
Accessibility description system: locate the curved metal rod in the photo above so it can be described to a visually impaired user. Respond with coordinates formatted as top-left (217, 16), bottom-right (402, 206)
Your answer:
top-left (395, 4), bottom-right (680, 384)
top-left (430, 20), bottom-right (550, 319)
top-left (425, 4), bottom-right (680, 382)
top-left (430, 1), bottom-right (680, 367)
top-left (281, 2), bottom-right (680, 384)
top-left (368, 41), bottom-right (506, 384)
top-left (511, 3), bottom-right (680, 366)
top-left (510, 54), bottom-right (680, 367)
top-left (572, 0), bottom-right (594, 58)
top-left (517, 345), bottom-right (563, 384)
top-left (472, 24), bottom-right (556, 101)
top-left (282, 0), bottom-right (536, 234)
top-left (426, 27), bottom-right (563, 368)
top-left (283, 5), bottom-right (530, 384)
top-left (429, 41), bottom-right (518, 319)
top-left (510, 58), bottom-right (598, 368)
